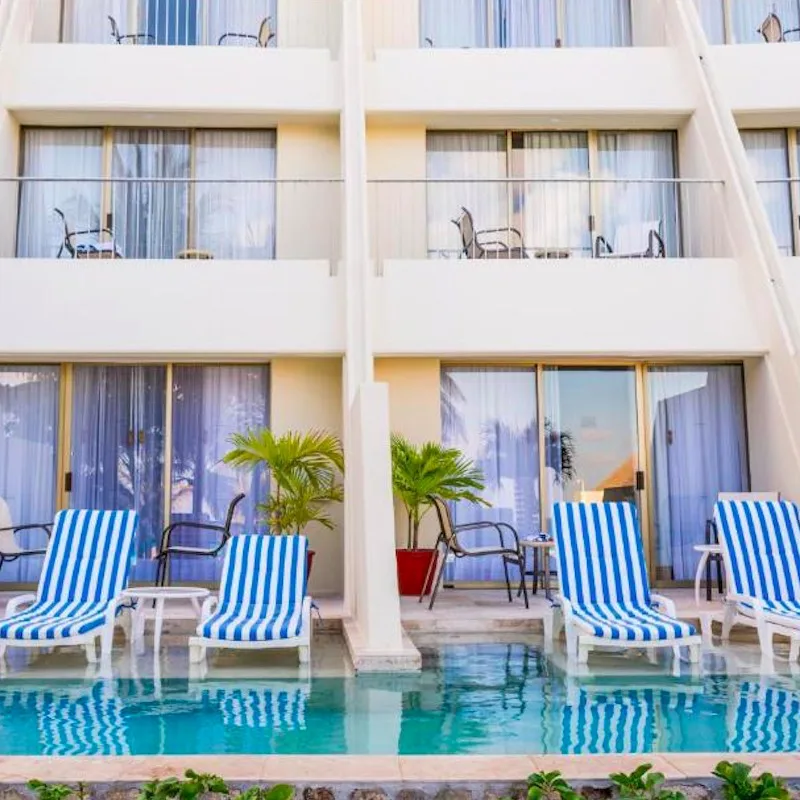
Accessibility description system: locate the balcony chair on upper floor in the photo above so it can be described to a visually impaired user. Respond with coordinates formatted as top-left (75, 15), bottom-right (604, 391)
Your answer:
top-left (452, 207), bottom-right (528, 259)
top-left (154, 493), bottom-right (246, 586)
top-left (218, 17), bottom-right (275, 47)
top-left (594, 220), bottom-right (665, 259)
top-left (108, 15), bottom-right (155, 45)
top-left (53, 208), bottom-right (124, 259)
top-left (420, 495), bottom-right (529, 610)
top-left (0, 497), bottom-right (51, 576)
top-left (758, 12), bottom-right (800, 43)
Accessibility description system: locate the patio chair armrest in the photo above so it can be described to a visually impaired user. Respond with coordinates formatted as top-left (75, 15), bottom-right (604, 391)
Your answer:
top-left (218, 32), bottom-right (258, 45)
top-left (199, 596), bottom-right (219, 623)
top-left (477, 239), bottom-right (510, 252)
top-left (5, 593), bottom-right (36, 617)
top-left (594, 235), bottom-right (612, 257)
top-left (157, 520), bottom-right (228, 557)
top-left (650, 593), bottom-right (677, 617)
top-left (0, 522), bottom-right (52, 540)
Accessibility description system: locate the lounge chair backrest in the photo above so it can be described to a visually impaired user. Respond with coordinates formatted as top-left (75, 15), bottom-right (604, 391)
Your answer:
top-left (218, 534), bottom-right (308, 613)
top-left (614, 220), bottom-right (659, 255)
top-left (37, 510), bottom-right (138, 605)
top-left (714, 500), bottom-right (800, 603)
top-left (718, 491), bottom-right (780, 502)
top-left (552, 502), bottom-right (651, 606)
top-left (759, 12), bottom-right (784, 42)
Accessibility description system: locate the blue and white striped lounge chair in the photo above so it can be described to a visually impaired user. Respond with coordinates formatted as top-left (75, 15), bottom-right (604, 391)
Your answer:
top-left (714, 500), bottom-right (800, 659)
top-left (189, 534), bottom-right (311, 664)
top-left (552, 502), bottom-right (701, 664)
top-left (0, 509), bottom-right (138, 665)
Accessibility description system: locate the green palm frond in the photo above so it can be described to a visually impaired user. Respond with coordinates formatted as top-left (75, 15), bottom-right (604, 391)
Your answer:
top-left (390, 434), bottom-right (488, 549)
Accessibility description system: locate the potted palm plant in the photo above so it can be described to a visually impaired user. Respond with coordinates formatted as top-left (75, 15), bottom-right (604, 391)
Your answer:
top-left (222, 428), bottom-right (344, 576)
top-left (390, 434), bottom-right (488, 596)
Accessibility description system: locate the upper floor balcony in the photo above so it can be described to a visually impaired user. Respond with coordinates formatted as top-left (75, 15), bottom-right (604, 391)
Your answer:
top-left (364, 0), bottom-right (694, 122)
top-left (3, 0), bottom-right (341, 123)
top-left (368, 176), bottom-right (762, 357)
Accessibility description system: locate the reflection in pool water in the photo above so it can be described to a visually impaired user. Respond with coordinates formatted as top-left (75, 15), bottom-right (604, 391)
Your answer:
top-left (0, 643), bottom-right (798, 756)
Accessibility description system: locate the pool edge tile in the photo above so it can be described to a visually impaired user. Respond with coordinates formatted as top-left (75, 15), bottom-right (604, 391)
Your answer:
top-left (398, 756), bottom-right (537, 782)
top-left (536, 755), bottom-right (685, 780)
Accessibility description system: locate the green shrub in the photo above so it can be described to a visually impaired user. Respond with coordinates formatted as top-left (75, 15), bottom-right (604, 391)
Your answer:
top-left (712, 761), bottom-right (790, 800)
top-left (524, 771), bottom-right (581, 800)
top-left (609, 763), bottom-right (685, 800)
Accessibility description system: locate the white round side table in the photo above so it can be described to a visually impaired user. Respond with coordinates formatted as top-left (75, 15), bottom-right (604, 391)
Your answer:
top-left (693, 543), bottom-right (723, 606)
top-left (122, 586), bottom-right (210, 658)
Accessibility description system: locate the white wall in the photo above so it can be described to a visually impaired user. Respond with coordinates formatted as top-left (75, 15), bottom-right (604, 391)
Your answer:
top-left (0, 260), bottom-right (344, 357)
top-left (373, 259), bottom-right (763, 357)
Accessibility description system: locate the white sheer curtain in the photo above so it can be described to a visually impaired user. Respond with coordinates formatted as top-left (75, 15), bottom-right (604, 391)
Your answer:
top-left (420, 0), bottom-right (488, 47)
top-left (194, 130), bottom-right (276, 259)
top-left (169, 365), bottom-right (269, 582)
top-left (201, 0), bottom-right (276, 45)
top-left (496, 0), bottom-right (557, 47)
top-left (649, 365), bottom-right (749, 582)
top-left (17, 129), bottom-right (104, 258)
top-left (729, 0), bottom-right (800, 43)
top-left (693, 0), bottom-right (726, 43)
top-left (70, 366), bottom-right (166, 581)
top-left (442, 367), bottom-right (540, 582)
top-left (563, 0), bottom-right (631, 46)
top-left (112, 129), bottom-right (190, 259)
top-left (741, 130), bottom-right (793, 255)
top-left (62, 0), bottom-right (129, 43)
top-left (515, 132), bottom-right (590, 257)
top-left (426, 132), bottom-right (508, 257)
top-left (0, 367), bottom-right (59, 583)
top-left (595, 132), bottom-right (679, 257)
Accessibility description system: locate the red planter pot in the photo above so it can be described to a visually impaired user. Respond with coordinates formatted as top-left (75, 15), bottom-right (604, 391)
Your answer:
top-left (396, 548), bottom-right (436, 596)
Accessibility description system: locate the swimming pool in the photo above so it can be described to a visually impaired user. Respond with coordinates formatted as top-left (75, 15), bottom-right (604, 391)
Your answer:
top-left (0, 642), bottom-right (797, 756)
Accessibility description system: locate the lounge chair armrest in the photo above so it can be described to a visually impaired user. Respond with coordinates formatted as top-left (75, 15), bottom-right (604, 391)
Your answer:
top-left (650, 593), bottom-right (677, 617)
top-left (728, 592), bottom-right (764, 611)
top-left (5, 593), bottom-right (36, 617)
top-left (199, 596), bottom-right (219, 623)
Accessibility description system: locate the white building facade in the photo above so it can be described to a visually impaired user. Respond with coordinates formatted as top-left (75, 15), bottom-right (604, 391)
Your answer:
top-left (0, 0), bottom-right (799, 669)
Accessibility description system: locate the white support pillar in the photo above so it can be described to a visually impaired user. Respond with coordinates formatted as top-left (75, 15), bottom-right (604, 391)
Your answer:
top-left (339, 0), bottom-right (419, 670)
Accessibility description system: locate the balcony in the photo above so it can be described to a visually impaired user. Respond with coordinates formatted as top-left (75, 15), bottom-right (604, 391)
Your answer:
top-left (368, 178), bottom-right (763, 357)
top-left (0, 178), bottom-right (344, 357)
top-left (4, 0), bottom-right (341, 123)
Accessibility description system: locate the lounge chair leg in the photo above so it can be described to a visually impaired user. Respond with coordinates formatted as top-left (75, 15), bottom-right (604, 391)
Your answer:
top-left (566, 628), bottom-right (578, 660)
top-left (578, 642), bottom-right (590, 664)
top-left (757, 619), bottom-right (774, 659)
top-left (100, 624), bottom-right (114, 663)
top-left (721, 602), bottom-right (736, 642)
top-left (298, 645), bottom-right (310, 664)
top-left (689, 643), bottom-right (700, 664)
top-left (189, 644), bottom-right (205, 664)
top-left (84, 641), bottom-right (98, 664)
top-left (543, 609), bottom-right (554, 644)
top-left (672, 645), bottom-right (681, 663)
top-left (0, 644), bottom-right (7, 662)
top-left (791, 637), bottom-right (800, 662)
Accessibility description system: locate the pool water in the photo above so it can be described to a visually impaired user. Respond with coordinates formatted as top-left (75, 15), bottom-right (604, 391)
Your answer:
top-left (1, 642), bottom-right (799, 756)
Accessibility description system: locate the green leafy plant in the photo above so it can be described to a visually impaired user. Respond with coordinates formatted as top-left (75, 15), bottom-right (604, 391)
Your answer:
top-left (28, 781), bottom-right (85, 800)
top-left (238, 787), bottom-right (294, 800)
top-left (223, 428), bottom-right (344, 535)
top-left (390, 434), bottom-right (488, 550)
top-left (712, 761), bottom-right (790, 800)
top-left (525, 770), bottom-right (581, 800)
top-left (610, 764), bottom-right (685, 800)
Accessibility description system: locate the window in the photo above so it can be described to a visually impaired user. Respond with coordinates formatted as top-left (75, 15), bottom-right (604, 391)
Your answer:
top-left (741, 130), bottom-right (794, 255)
top-left (17, 128), bottom-right (277, 260)
top-left (0, 362), bottom-right (270, 584)
top-left (61, 0), bottom-right (278, 46)
top-left (694, 0), bottom-right (800, 44)
top-left (427, 130), bottom-right (679, 259)
top-left (420, 0), bottom-right (631, 48)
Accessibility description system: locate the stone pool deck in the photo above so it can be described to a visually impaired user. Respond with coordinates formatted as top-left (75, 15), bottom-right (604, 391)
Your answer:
top-left (3, 753), bottom-right (800, 785)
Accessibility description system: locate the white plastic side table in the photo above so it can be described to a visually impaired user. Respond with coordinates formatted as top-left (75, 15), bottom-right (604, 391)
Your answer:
top-left (693, 543), bottom-right (723, 606)
top-left (122, 586), bottom-right (210, 658)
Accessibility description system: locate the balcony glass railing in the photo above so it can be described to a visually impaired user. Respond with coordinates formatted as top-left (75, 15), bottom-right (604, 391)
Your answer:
top-left (3, 178), bottom-right (341, 264)
top-left (368, 0), bottom-right (667, 51)
top-left (368, 179), bottom-right (729, 268)
top-left (54, 0), bottom-right (340, 49)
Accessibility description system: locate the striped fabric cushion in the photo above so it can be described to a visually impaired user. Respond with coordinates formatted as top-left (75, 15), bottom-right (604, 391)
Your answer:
top-left (199, 534), bottom-right (308, 642)
top-left (0, 510), bottom-right (138, 641)
top-left (553, 502), bottom-right (696, 641)
top-left (714, 500), bottom-right (800, 604)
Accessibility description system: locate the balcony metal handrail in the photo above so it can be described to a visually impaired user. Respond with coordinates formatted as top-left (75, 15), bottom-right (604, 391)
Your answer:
top-left (368, 177), bottom-right (724, 185)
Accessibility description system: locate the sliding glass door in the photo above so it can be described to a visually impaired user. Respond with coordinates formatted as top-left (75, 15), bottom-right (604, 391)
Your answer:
top-left (0, 367), bottom-right (60, 583)
top-left (441, 367), bottom-right (540, 580)
top-left (647, 365), bottom-right (749, 583)
top-left (69, 366), bottom-right (167, 581)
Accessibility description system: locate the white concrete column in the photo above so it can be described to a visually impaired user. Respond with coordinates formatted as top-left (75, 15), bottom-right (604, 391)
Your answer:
top-left (339, 0), bottom-right (417, 669)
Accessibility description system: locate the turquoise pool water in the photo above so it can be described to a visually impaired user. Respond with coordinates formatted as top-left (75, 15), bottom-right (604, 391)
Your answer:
top-left (0, 643), bottom-right (798, 756)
